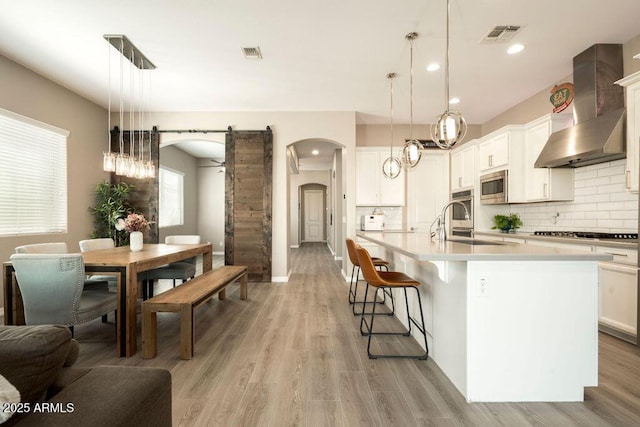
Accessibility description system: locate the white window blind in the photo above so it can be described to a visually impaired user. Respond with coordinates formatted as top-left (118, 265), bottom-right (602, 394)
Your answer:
top-left (0, 108), bottom-right (68, 236)
top-left (159, 166), bottom-right (184, 227)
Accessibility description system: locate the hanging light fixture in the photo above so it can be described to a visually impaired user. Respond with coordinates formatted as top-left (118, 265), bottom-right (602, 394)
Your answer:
top-left (103, 35), bottom-right (156, 176)
top-left (382, 72), bottom-right (402, 179)
top-left (430, 0), bottom-right (467, 149)
top-left (102, 42), bottom-right (116, 172)
top-left (402, 32), bottom-right (423, 169)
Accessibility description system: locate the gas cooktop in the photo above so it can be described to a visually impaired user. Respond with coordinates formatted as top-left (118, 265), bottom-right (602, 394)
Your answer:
top-left (532, 231), bottom-right (638, 240)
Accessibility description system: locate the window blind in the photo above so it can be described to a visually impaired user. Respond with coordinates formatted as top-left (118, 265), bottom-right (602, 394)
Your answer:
top-left (0, 108), bottom-right (68, 236)
top-left (158, 166), bottom-right (184, 227)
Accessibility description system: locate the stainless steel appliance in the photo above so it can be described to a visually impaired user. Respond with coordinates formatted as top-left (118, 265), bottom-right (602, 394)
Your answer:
top-left (450, 189), bottom-right (473, 237)
top-left (480, 170), bottom-right (508, 204)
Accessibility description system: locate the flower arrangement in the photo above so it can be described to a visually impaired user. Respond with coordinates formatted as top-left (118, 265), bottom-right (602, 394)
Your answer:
top-left (115, 213), bottom-right (151, 233)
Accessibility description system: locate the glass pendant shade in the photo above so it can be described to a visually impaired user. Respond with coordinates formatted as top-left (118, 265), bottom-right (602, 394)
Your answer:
top-left (402, 139), bottom-right (422, 168)
top-left (115, 153), bottom-right (128, 176)
top-left (103, 152), bottom-right (116, 172)
top-left (146, 161), bottom-right (156, 178)
top-left (430, 110), bottom-right (467, 149)
top-left (382, 156), bottom-right (402, 179)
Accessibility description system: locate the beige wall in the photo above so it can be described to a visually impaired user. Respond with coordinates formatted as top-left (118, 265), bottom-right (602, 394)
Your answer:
top-left (158, 145), bottom-right (198, 241)
top-left (356, 123), bottom-right (482, 147)
top-left (623, 33), bottom-right (640, 77)
top-left (0, 54), bottom-right (108, 297)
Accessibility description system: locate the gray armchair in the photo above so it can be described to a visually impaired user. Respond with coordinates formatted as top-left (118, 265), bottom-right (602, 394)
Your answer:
top-left (9, 254), bottom-right (117, 332)
top-left (144, 235), bottom-right (200, 298)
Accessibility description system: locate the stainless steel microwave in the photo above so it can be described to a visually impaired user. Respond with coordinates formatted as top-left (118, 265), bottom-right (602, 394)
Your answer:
top-left (480, 170), bottom-right (508, 204)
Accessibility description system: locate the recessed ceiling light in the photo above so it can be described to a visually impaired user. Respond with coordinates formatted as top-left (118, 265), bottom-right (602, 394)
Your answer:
top-left (507, 43), bottom-right (525, 55)
top-left (449, 97), bottom-right (460, 105)
top-left (426, 63), bottom-right (440, 72)
top-left (311, 149), bottom-right (319, 155)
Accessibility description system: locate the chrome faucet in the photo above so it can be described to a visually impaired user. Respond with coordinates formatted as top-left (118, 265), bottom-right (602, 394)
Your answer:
top-left (434, 201), bottom-right (471, 241)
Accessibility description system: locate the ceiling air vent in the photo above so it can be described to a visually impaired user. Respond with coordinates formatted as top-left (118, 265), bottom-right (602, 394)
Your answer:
top-left (242, 46), bottom-right (263, 59)
top-left (482, 25), bottom-right (521, 43)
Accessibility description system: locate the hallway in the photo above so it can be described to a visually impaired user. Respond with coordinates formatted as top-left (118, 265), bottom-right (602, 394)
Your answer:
top-left (75, 242), bottom-right (640, 426)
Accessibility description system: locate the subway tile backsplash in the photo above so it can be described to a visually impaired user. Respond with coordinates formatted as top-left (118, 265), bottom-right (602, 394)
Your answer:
top-left (510, 159), bottom-right (638, 233)
top-left (356, 206), bottom-right (403, 230)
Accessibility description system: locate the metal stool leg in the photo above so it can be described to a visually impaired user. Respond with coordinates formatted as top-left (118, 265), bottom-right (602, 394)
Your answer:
top-left (364, 285), bottom-right (429, 360)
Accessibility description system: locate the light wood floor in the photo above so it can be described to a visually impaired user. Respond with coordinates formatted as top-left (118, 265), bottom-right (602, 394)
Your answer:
top-left (75, 242), bottom-right (640, 426)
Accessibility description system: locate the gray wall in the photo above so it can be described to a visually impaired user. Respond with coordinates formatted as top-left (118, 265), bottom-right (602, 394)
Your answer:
top-left (158, 145), bottom-right (198, 241)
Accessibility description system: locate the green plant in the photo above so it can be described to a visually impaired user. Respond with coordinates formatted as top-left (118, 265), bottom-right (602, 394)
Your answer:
top-left (88, 181), bottom-right (135, 246)
top-left (492, 213), bottom-right (522, 232)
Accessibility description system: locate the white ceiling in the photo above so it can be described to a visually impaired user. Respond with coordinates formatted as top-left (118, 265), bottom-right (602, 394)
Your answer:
top-left (2, 1), bottom-right (640, 160)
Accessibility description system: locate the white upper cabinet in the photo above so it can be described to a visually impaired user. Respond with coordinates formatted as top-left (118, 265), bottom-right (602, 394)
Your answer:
top-left (616, 70), bottom-right (640, 193)
top-left (356, 148), bottom-right (405, 206)
top-left (524, 114), bottom-right (574, 202)
top-left (450, 142), bottom-right (476, 191)
top-left (478, 130), bottom-right (512, 173)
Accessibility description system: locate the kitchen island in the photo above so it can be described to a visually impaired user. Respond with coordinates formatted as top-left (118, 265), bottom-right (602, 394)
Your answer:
top-left (356, 231), bottom-right (612, 402)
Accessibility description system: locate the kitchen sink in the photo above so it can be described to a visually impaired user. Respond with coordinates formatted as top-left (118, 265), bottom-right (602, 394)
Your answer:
top-left (447, 238), bottom-right (504, 246)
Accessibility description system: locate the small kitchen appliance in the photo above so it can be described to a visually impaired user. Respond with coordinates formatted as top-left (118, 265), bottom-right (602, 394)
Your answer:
top-left (361, 214), bottom-right (385, 231)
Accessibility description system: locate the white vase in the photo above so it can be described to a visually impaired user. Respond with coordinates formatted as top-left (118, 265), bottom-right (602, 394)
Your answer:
top-left (130, 231), bottom-right (144, 252)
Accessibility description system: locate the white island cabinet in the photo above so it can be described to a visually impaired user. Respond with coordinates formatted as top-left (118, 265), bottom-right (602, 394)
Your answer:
top-left (357, 231), bottom-right (612, 402)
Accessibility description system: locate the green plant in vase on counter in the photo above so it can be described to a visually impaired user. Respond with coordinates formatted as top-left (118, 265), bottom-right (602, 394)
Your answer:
top-left (492, 213), bottom-right (522, 233)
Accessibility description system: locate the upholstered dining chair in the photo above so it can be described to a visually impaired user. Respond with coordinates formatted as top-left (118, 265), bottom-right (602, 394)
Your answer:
top-left (9, 253), bottom-right (118, 336)
top-left (78, 238), bottom-right (118, 291)
top-left (143, 235), bottom-right (201, 298)
top-left (15, 242), bottom-right (108, 292)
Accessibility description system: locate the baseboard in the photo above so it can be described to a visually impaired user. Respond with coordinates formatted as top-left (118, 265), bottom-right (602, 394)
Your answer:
top-left (290, 245), bottom-right (300, 249)
top-left (334, 256), bottom-right (343, 261)
top-left (212, 251), bottom-right (224, 256)
top-left (599, 323), bottom-right (637, 344)
top-left (272, 269), bottom-right (292, 283)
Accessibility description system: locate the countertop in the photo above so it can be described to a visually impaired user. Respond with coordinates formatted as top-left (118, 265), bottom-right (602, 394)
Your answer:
top-left (356, 231), bottom-right (614, 262)
top-left (474, 230), bottom-right (638, 250)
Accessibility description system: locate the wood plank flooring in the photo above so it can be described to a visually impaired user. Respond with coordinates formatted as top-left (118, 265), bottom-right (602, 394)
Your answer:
top-left (74, 242), bottom-right (640, 426)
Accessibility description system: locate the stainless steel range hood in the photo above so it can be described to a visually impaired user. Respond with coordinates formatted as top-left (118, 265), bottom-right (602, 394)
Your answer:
top-left (535, 44), bottom-right (626, 168)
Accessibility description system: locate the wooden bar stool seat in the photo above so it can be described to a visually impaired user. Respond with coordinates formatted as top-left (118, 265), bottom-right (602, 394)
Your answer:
top-left (345, 238), bottom-right (394, 316)
top-left (355, 246), bottom-right (428, 360)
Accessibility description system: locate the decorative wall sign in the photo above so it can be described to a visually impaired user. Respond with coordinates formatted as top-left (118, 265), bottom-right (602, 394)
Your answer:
top-left (550, 82), bottom-right (574, 113)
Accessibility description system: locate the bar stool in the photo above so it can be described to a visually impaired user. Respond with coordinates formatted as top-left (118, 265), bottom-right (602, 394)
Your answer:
top-left (355, 246), bottom-right (428, 360)
top-left (345, 238), bottom-right (394, 316)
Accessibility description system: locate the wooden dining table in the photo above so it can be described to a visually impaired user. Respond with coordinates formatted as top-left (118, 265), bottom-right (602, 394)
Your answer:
top-left (3, 243), bottom-right (213, 357)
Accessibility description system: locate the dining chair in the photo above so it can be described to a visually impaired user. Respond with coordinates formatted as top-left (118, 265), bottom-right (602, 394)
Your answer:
top-left (15, 242), bottom-right (108, 292)
top-left (9, 253), bottom-right (118, 336)
top-left (144, 235), bottom-right (200, 298)
top-left (78, 238), bottom-right (118, 291)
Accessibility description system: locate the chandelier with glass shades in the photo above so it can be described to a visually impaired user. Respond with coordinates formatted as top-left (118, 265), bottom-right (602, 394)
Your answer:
top-left (430, 0), bottom-right (467, 149)
top-left (102, 35), bottom-right (156, 179)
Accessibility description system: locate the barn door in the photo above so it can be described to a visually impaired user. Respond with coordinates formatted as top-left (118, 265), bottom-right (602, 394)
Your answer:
top-left (225, 128), bottom-right (273, 281)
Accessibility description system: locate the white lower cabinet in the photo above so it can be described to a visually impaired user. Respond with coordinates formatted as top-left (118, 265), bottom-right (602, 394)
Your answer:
top-left (598, 262), bottom-right (638, 338)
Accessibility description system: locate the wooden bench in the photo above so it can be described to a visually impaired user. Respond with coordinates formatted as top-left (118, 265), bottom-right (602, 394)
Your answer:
top-left (141, 265), bottom-right (248, 360)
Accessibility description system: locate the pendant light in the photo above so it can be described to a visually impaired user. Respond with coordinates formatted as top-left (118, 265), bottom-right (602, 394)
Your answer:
top-left (103, 35), bottom-right (156, 175)
top-left (102, 41), bottom-right (116, 172)
top-left (402, 32), bottom-right (423, 169)
top-left (430, 0), bottom-right (467, 149)
top-left (382, 72), bottom-right (402, 179)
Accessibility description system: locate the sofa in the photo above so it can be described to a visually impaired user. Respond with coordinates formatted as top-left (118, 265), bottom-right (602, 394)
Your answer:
top-left (0, 325), bottom-right (171, 426)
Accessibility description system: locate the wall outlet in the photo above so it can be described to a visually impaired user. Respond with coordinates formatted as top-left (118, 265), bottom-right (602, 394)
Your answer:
top-left (219, 241), bottom-right (223, 247)
top-left (478, 278), bottom-right (489, 297)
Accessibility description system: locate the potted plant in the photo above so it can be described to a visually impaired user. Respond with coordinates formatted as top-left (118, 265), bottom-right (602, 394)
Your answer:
top-left (492, 213), bottom-right (522, 233)
top-left (88, 181), bottom-right (135, 246)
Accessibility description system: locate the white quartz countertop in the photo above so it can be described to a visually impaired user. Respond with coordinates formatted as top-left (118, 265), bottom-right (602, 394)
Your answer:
top-left (474, 230), bottom-right (638, 250)
top-left (357, 231), bottom-right (614, 262)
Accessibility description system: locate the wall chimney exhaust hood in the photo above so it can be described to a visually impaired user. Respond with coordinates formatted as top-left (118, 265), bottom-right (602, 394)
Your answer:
top-left (535, 44), bottom-right (626, 168)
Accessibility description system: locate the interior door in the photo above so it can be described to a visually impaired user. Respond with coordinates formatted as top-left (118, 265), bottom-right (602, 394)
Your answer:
top-left (304, 189), bottom-right (324, 242)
